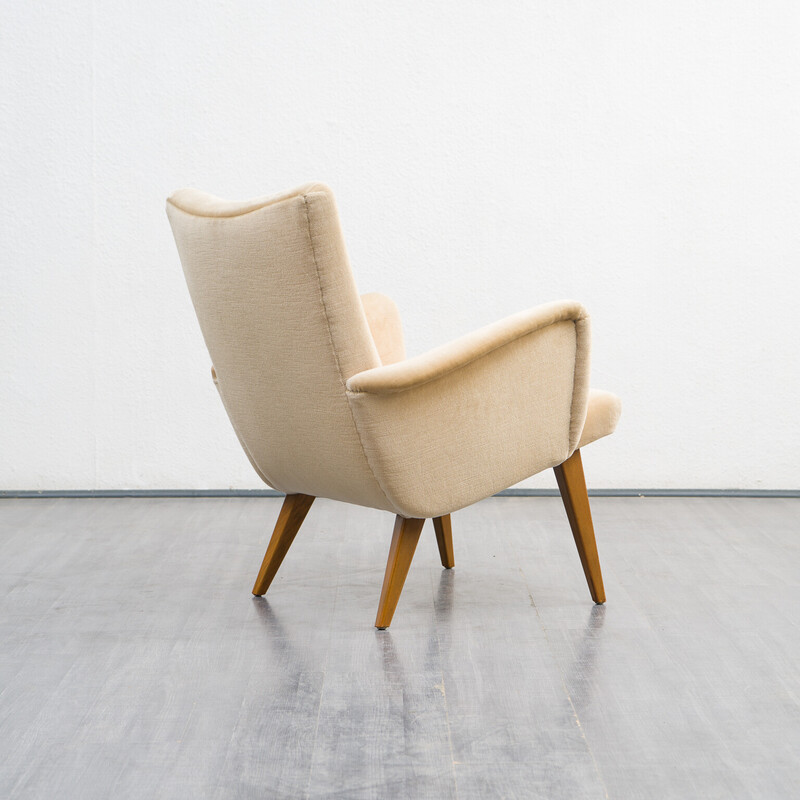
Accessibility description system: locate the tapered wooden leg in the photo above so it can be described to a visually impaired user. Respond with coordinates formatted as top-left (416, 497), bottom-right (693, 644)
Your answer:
top-left (553, 450), bottom-right (606, 604)
top-left (252, 494), bottom-right (314, 596)
top-left (433, 515), bottom-right (455, 569)
top-left (375, 516), bottom-right (425, 629)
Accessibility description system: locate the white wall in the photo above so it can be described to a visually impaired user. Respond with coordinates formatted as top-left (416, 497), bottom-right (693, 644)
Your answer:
top-left (2, 1), bottom-right (798, 491)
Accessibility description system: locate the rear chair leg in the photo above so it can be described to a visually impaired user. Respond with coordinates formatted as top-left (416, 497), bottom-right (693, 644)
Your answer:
top-left (433, 515), bottom-right (455, 568)
top-left (252, 493), bottom-right (315, 596)
top-left (375, 516), bottom-right (425, 629)
top-left (553, 450), bottom-right (606, 604)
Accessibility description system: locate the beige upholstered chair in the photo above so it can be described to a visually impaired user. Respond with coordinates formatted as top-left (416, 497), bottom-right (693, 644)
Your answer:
top-left (166, 183), bottom-right (621, 628)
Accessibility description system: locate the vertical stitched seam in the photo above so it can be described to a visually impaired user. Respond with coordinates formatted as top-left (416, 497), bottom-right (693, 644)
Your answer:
top-left (568, 319), bottom-right (579, 453)
top-left (569, 320), bottom-right (578, 453)
top-left (568, 317), bottom-right (587, 453)
top-left (301, 195), bottom-right (399, 514)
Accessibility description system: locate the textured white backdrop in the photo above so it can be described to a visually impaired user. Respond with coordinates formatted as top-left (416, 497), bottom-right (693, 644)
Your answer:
top-left (2, 1), bottom-right (799, 490)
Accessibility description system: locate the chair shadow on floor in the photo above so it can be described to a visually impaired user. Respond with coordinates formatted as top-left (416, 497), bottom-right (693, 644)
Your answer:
top-left (372, 570), bottom-right (608, 710)
top-left (246, 569), bottom-right (610, 797)
top-left (249, 568), bottom-right (607, 720)
top-left (564, 604), bottom-right (606, 714)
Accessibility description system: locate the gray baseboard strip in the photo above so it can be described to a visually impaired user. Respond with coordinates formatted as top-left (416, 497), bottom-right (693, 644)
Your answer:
top-left (1, 489), bottom-right (798, 499)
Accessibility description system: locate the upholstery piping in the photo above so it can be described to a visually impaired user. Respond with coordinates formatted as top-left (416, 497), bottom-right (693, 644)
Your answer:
top-left (300, 194), bottom-right (400, 515)
top-left (567, 317), bottom-right (590, 455)
top-left (566, 320), bottom-right (579, 457)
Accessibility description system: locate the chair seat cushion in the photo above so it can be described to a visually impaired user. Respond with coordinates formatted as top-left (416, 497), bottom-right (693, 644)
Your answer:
top-left (578, 389), bottom-right (622, 449)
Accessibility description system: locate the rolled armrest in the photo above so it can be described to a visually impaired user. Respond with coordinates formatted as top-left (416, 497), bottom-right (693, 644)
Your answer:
top-left (347, 300), bottom-right (587, 395)
top-left (346, 300), bottom-right (591, 519)
top-left (360, 292), bottom-right (406, 366)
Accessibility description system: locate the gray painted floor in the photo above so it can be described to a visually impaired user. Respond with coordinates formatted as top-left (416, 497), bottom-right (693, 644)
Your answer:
top-left (0, 496), bottom-right (798, 799)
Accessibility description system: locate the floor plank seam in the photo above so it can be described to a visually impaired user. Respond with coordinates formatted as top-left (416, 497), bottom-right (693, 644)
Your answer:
top-left (519, 566), bottom-right (611, 800)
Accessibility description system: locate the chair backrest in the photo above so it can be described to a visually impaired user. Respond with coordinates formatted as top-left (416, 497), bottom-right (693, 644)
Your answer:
top-left (166, 184), bottom-right (392, 510)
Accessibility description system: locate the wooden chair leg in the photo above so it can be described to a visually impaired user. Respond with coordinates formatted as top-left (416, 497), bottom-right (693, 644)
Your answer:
top-left (252, 493), bottom-right (314, 596)
top-left (375, 515), bottom-right (425, 629)
top-left (553, 450), bottom-right (606, 604)
top-left (433, 515), bottom-right (455, 569)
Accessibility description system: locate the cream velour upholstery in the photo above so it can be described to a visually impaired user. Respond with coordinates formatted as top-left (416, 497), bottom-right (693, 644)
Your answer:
top-left (166, 183), bottom-right (620, 519)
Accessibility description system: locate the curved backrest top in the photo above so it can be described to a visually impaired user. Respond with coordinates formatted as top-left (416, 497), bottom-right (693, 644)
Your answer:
top-left (167, 182), bottom-right (329, 218)
top-left (166, 184), bottom-right (392, 512)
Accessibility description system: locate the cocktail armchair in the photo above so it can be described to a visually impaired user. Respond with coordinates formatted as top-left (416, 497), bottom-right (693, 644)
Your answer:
top-left (166, 183), bottom-right (621, 628)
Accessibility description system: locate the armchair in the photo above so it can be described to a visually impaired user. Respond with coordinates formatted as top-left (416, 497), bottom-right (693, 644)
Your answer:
top-left (166, 184), bottom-right (620, 628)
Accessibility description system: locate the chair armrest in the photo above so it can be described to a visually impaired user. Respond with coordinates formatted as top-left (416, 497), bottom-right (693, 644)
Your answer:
top-left (360, 292), bottom-right (406, 366)
top-left (347, 300), bottom-right (587, 395)
top-left (345, 300), bottom-right (591, 519)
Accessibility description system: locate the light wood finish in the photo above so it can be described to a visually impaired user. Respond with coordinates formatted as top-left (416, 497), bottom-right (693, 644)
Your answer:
top-left (553, 450), bottom-right (606, 603)
top-left (375, 515), bottom-right (425, 629)
top-left (252, 493), bottom-right (315, 596)
top-left (433, 515), bottom-right (455, 568)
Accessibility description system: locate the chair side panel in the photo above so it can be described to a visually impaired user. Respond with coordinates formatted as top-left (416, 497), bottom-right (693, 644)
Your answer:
top-left (348, 322), bottom-right (579, 518)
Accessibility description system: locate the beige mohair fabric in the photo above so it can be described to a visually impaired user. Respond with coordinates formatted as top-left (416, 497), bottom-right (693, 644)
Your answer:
top-left (167, 184), bottom-right (391, 511)
top-left (167, 184), bottom-right (620, 519)
top-left (360, 292), bottom-right (406, 366)
top-left (579, 390), bottom-right (622, 450)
